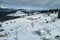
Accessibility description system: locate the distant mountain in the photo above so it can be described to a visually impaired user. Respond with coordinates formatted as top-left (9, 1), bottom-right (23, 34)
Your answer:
top-left (0, 8), bottom-right (17, 17)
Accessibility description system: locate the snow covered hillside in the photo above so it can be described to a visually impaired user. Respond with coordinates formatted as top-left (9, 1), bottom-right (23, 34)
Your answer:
top-left (0, 12), bottom-right (60, 40)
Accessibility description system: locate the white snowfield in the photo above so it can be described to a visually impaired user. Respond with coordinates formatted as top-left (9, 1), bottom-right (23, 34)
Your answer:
top-left (7, 11), bottom-right (27, 17)
top-left (0, 12), bottom-right (60, 40)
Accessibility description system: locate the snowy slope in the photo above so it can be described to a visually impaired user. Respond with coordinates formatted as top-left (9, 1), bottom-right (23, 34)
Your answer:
top-left (7, 11), bottom-right (27, 17)
top-left (0, 12), bottom-right (60, 40)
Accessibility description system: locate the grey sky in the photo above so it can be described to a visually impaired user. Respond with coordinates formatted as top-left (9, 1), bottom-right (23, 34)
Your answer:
top-left (0, 0), bottom-right (60, 9)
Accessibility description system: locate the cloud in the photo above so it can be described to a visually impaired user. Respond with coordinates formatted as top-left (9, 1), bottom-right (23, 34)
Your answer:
top-left (0, 0), bottom-right (60, 9)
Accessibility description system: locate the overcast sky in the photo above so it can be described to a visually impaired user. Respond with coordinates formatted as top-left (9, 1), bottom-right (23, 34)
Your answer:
top-left (0, 0), bottom-right (60, 9)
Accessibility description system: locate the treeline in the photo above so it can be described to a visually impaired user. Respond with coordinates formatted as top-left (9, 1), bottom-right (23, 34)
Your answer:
top-left (0, 16), bottom-right (20, 22)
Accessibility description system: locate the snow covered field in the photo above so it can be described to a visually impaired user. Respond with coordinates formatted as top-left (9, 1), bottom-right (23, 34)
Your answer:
top-left (0, 12), bottom-right (60, 40)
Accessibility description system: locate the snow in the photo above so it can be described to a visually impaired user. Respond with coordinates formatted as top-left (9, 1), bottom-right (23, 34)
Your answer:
top-left (7, 11), bottom-right (27, 16)
top-left (0, 12), bottom-right (60, 40)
